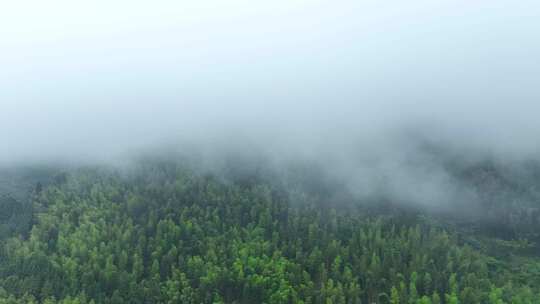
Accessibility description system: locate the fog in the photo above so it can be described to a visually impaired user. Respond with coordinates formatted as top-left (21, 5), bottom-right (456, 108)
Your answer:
top-left (1, 1), bottom-right (540, 209)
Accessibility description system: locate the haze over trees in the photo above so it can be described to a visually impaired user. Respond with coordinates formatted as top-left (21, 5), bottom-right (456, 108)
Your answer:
top-left (1, 154), bottom-right (539, 303)
top-left (2, 1), bottom-right (540, 303)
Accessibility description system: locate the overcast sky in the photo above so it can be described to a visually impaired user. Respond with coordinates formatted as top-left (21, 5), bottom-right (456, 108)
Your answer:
top-left (1, 0), bottom-right (539, 164)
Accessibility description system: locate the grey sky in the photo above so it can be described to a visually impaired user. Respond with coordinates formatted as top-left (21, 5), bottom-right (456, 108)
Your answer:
top-left (1, 0), bottom-right (539, 164)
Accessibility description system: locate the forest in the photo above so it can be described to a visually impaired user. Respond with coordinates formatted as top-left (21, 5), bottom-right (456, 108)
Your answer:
top-left (0, 156), bottom-right (539, 304)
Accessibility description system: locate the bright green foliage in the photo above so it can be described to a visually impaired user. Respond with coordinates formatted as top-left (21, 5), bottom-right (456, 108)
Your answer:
top-left (488, 287), bottom-right (505, 304)
top-left (417, 296), bottom-right (432, 304)
top-left (390, 286), bottom-right (400, 304)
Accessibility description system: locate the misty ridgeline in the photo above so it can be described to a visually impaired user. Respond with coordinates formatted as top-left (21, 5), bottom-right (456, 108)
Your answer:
top-left (1, 135), bottom-right (540, 304)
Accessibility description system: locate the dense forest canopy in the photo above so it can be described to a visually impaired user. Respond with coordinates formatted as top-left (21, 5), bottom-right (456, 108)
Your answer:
top-left (1, 153), bottom-right (539, 304)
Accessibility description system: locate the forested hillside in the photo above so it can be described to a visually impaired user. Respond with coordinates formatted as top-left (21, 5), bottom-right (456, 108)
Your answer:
top-left (0, 159), bottom-right (539, 303)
